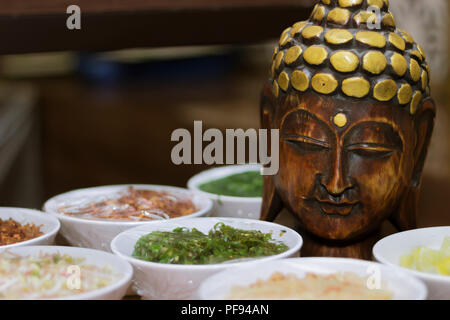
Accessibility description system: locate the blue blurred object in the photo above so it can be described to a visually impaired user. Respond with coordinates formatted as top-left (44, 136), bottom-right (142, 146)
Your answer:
top-left (76, 48), bottom-right (241, 85)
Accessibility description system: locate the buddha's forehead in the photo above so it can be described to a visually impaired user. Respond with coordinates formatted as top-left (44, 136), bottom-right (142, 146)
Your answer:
top-left (277, 93), bottom-right (413, 136)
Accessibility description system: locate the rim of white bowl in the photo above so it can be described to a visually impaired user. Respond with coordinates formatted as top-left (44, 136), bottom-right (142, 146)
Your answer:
top-left (43, 184), bottom-right (213, 225)
top-left (187, 164), bottom-right (263, 203)
top-left (373, 227), bottom-right (450, 283)
top-left (198, 257), bottom-right (428, 300)
top-left (1, 245), bottom-right (134, 300)
top-left (110, 217), bottom-right (303, 270)
top-left (0, 207), bottom-right (61, 250)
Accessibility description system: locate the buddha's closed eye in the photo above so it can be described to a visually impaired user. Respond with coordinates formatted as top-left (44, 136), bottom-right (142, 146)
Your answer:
top-left (281, 111), bottom-right (403, 159)
top-left (343, 122), bottom-right (403, 159)
top-left (345, 143), bottom-right (396, 158)
top-left (283, 135), bottom-right (329, 153)
top-left (284, 136), bottom-right (396, 159)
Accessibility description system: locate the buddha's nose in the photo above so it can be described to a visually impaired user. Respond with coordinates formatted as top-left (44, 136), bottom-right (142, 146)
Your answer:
top-left (321, 147), bottom-right (353, 198)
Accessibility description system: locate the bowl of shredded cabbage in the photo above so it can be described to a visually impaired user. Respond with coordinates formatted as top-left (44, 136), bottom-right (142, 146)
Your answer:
top-left (0, 246), bottom-right (133, 300)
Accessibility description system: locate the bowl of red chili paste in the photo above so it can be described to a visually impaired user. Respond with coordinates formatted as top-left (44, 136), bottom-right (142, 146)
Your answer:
top-left (43, 185), bottom-right (213, 252)
top-left (0, 207), bottom-right (60, 250)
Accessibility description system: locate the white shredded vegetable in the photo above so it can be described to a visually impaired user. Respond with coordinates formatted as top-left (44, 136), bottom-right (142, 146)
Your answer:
top-left (0, 252), bottom-right (122, 299)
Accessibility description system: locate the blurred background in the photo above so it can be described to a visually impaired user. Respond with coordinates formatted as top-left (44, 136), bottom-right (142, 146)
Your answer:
top-left (0, 0), bottom-right (448, 227)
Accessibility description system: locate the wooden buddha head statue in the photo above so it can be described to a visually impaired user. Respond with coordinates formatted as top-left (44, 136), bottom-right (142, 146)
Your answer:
top-left (261, 0), bottom-right (436, 259)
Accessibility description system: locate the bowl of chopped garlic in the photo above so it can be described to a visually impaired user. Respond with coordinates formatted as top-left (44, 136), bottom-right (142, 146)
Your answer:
top-left (198, 257), bottom-right (427, 300)
top-left (374, 226), bottom-right (450, 300)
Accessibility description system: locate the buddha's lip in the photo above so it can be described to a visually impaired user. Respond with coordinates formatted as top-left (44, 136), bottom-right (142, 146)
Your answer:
top-left (315, 199), bottom-right (358, 216)
top-left (315, 199), bottom-right (359, 206)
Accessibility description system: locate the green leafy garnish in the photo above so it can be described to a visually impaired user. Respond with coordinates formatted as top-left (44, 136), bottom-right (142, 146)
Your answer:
top-left (132, 223), bottom-right (288, 265)
top-left (199, 171), bottom-right (262, 198)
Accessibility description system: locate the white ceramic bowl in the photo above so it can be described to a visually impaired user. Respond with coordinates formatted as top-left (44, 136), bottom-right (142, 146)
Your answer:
top-left (43, 184), bottom-right (213, 252)
top-left (373, 227), bottom-right (450, 300)
top-left (187, 164), bottom-right (262, 219)
top-left (0, 207), bottom-right (60, 250)
top-left (198, 257), bottom-right (427, 300)
top-left (0, 245), bottom-right (133, 300)
top-left (111, 217), bottom-right (303, 300)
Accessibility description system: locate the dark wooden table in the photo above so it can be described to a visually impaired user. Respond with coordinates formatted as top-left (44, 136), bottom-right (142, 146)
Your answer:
top-left (0, 0), bottom-right (315, 54)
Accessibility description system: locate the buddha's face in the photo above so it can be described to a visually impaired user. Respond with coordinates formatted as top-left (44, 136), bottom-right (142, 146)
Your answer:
top-left (275, 93), bottom-right (416, 240)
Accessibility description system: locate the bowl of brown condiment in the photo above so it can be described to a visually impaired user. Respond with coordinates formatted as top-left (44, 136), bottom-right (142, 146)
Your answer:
top-left (0, 207), bottom-right (60, 250)
top-left (43, 185), bottom-right (213, 252)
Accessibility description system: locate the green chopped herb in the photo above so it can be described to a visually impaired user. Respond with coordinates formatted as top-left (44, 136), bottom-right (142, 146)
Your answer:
top-left (52, 255), bottom-right (61, 264)
top-left (132, 222), bottom-right (288, 265)
top-left (199, 171), bottom-right (262, 198)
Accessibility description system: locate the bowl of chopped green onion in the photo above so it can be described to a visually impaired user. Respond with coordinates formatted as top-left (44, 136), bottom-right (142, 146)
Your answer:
top-left (111, 217), bottom-right (302, 299)
top-left (187, 164), bottom-right (263, 219)
top-left (373, 227), bottom-right (450, 300)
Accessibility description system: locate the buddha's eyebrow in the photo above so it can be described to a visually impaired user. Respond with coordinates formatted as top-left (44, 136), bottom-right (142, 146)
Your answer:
top-left (281, 110), bottom-right (332, 145)
top-left (343, 121), bottom-right (403, 150)
top-left (281, 109), bottom-right (330, 132)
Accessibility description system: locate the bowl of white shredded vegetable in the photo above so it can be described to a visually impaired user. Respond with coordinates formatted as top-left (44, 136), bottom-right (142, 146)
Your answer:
top-left (0, 246), bottom-right (133, 300)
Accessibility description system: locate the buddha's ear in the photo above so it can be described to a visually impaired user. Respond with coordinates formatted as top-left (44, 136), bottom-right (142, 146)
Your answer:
top-left (260, 81), bottom-right (284, 222)
top-left (390, 98), bottom-right (436, 231)
top-left (411, 98), bottom-right (436, 188)
top-left (261, 175), bottom-right (283, 222)
top-left (260, 80), bottom-right (276, 132)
